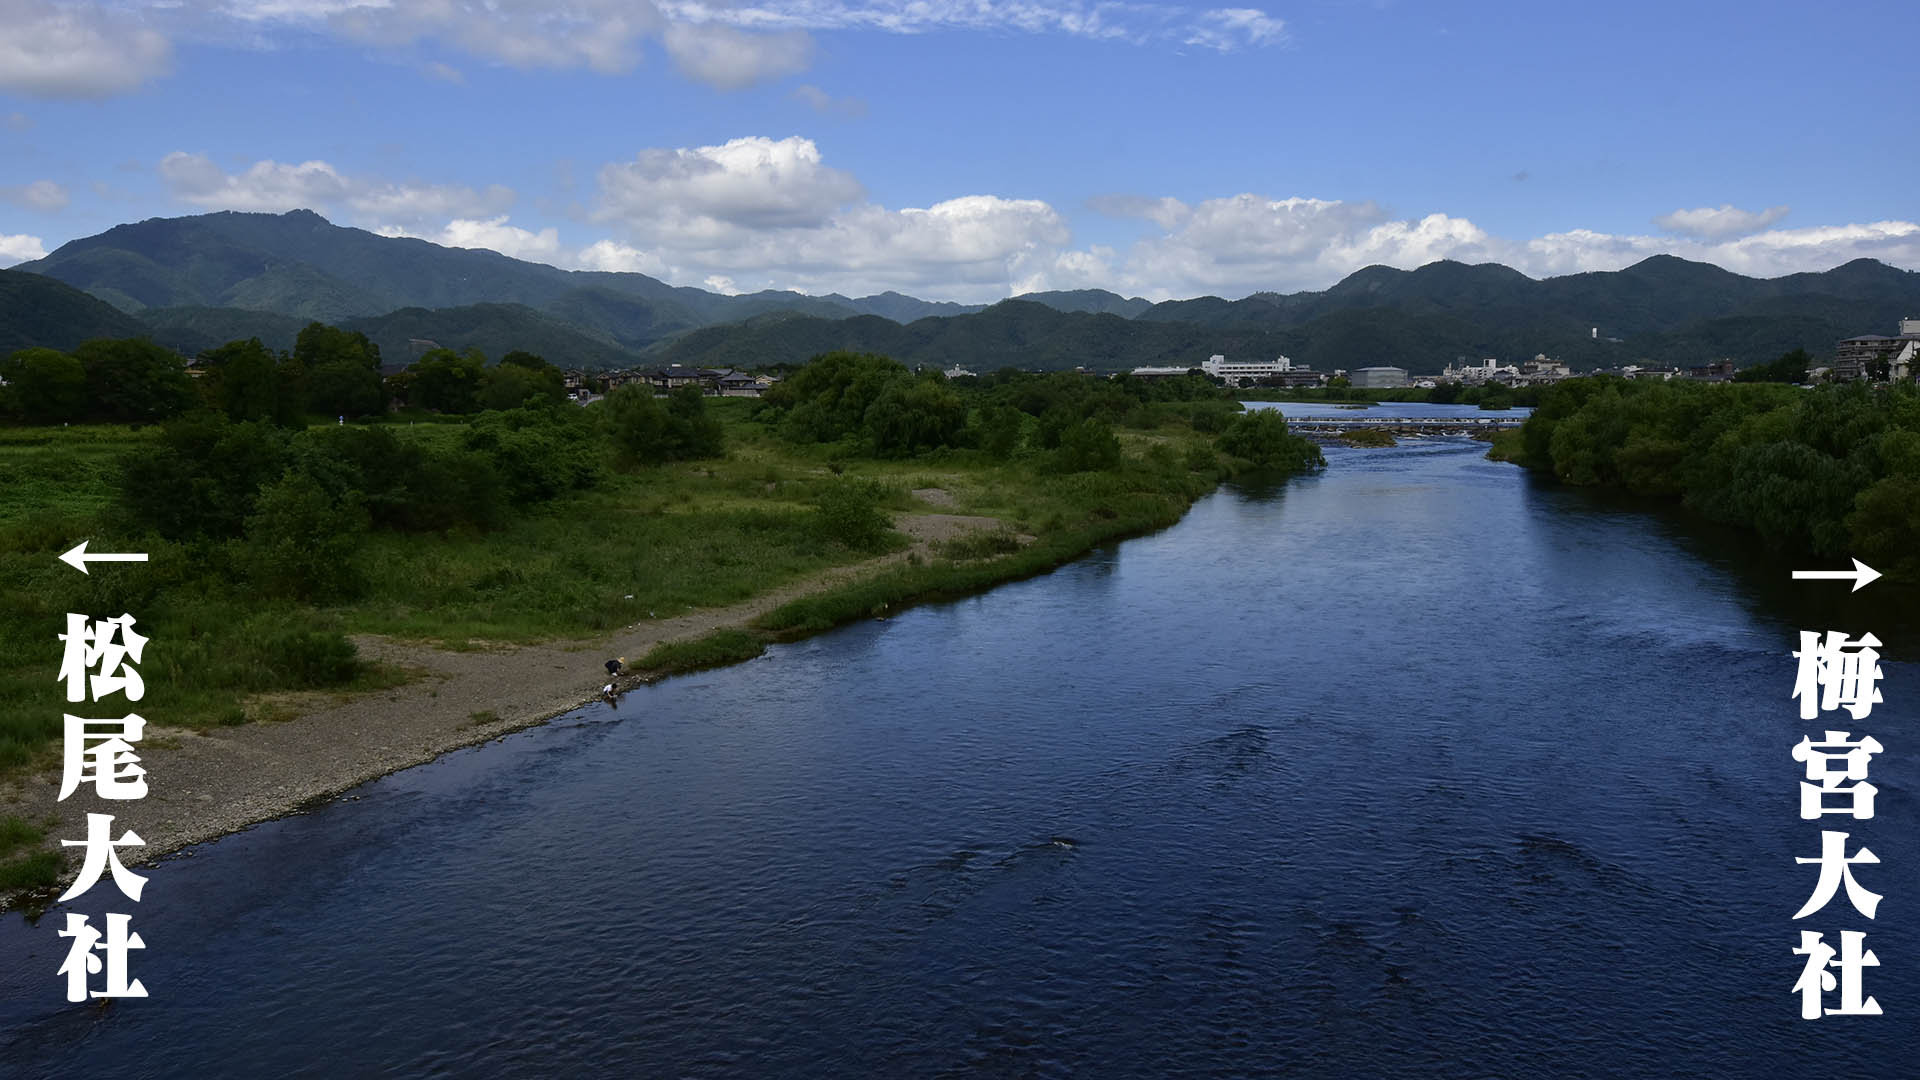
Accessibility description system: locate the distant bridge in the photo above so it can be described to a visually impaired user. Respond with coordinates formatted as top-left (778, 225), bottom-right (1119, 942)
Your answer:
top-left (1281, 414), bottom-right (1529, 434)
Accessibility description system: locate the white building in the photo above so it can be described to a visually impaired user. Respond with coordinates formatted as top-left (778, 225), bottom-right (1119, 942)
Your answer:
top-left (1442, 357), bottom-right (1520, 383)
top-left (1198, 354), bottom-right (1302, 386)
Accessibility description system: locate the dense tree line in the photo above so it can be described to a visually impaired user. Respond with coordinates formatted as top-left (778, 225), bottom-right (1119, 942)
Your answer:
top-left (0, 324), bottom-right (570, 426)
top-left (117, 403), bottom-right (605, 600)
top-left (1509, 374), bottom-right (1920, 579)
top-left (753, 350), bottom-right (1319, 478)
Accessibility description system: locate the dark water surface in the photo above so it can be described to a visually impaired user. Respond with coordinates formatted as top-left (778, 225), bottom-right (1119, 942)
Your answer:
top-left (4, 438), bottom-right (1916, 1078)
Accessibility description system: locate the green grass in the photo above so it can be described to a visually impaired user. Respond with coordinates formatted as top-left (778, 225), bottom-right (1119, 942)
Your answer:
top-left (934, 529), bottom-right (1024, 560)
top-left (0, 814), bottom-right (43, 858)
top-left (756, 467), bottom-right (1206, 638)
top-left (0, 816), bottom-right (60, 893)
top-left (638, 628), bottom-right (768, 675)
top-left (0, 850), bottom-right (62, 891)
top-left (0, 399), bottom-right (1239, 773)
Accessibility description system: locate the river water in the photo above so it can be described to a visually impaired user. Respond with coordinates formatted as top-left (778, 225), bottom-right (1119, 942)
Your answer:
top-left (3, 423), bottom-right (1916, 1078)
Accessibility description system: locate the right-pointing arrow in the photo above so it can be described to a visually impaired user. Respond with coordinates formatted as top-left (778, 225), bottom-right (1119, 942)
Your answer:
top-left (1791, 558), bottom-right (1882, 592)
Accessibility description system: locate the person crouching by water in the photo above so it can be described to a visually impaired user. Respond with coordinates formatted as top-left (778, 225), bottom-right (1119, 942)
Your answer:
top-left (605, 656), bottom-right (625, 678)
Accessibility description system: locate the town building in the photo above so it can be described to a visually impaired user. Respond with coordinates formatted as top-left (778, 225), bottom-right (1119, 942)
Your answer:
top-left (1441, 358), bottom-right (1519, 384)
top-left (1352, 366), bottom-right (1408, 388)
top-left (1682, 361), bottom-right (1736, 382)
top-left (1833, 319), bottom-right (1920, 381)
top-left (1129, 355), bottom-right (1325, 387)
top-left (1199, 354), bottom-right (1305, 387)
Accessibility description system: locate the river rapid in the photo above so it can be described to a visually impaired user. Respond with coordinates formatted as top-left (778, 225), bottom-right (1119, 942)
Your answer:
top-left (3, 421), bottom-right (1915, 1078)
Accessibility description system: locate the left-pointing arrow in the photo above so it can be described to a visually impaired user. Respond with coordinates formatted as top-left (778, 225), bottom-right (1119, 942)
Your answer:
top-left (59, 540), bottom-right (149, 575)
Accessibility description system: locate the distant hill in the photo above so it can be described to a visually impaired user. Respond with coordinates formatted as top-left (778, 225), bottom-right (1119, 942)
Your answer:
top-left (1012, 289), bottom-right (1155, 318)
top-left (342, 303), bottom-right (639, 369)
top-left (135, 305), bottom-right (312, 356)
top-left (11, 209), bottom-right (1920, 372)
top-left (0, 269), bottom-right (149, 353)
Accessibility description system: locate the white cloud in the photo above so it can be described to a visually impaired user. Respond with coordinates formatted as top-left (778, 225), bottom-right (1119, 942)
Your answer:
top-left (327, 0), bottom-right (658, 74)
top-left (0, 179), bottom-right (70, 212)
top-left (1654, 203), bottom-right (1791, 241)
top-left (596, 136), bottom-right (864, 231)
top-left (586, 137), bottom-right (1074, 298)
top-left (159, 152), bottom-right (352, 212)
top-left (141, 134), bottom-right (1920, 304)
top-left (0, 233), bottom-right (49, 265)
top-left (0, 0), bottom-right (171, 98)
top-left (380, 216), bottom-right (564, 262)
top-left (791, 83), bottom-right (867, 116)
top-left (1527, 220), bottom-right (1920, 280)
top-left (1184, 8), bottom-right (1287, 51)
top-left (0, 0), bottom-right (1287, 101)
top-left (423, 60), bottom-right (465, 84)
top-left (662, 22), bottom-right (811, 89)
top-left (1007, 191), bottom-right (1920, 300)
top-left (656, 1), bottom-right (1286, 51)
top-left (158, 152), bottom-right (515, 228)
top-left (1088, 193), bottom-right (1191, 229)
top-left (574, 238), bottom-right (672, 277)
top-left (3, 111), bottom-right (30, 131)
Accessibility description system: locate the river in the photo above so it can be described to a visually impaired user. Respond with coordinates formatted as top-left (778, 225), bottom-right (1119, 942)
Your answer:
top-left (3, 426), bottom-right (1915, 1078)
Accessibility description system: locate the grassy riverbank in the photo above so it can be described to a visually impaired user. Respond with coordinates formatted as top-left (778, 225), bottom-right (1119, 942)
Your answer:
top-left (1, 363), bottom-right (1316, 783)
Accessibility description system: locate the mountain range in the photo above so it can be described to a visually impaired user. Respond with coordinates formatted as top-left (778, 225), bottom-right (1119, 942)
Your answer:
top-left (6, 209), bottom-right (1918, 372)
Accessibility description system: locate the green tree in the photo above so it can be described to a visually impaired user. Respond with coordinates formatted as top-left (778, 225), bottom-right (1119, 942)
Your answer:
top-left (813, 477), bottom-right (894, 552)
top-left (119, 415), bottom-right (292, 539)
top-left (295, 323), bottom-right (386, 419)
top-left (72, 338), bottom-right (195, 423)
top-left (0, 347), bottom-right (87, 423)
top-left (1216, 409), bottom-right (1324, 473)
top-left (864, 375), bottom-right (968, 457)
top-left (239, 470), bottom-right (368, 601)
top-left (971, 403), bottom-right (1026, 459)
top-left (200, 338), bottom-right (293, 424)
top-left (478, 351), bottom-right (566, 411)
top-left (603, 384), bottom-right (723, 466)
top-left (1054, 417), bottom-right (1122, 472)
top-left (1735, 347), bottom-right (1811, 384)
top-left (407, 347), bottom-right (487, 414)
top-left (761, 351), bottom-right (910, 443)
top-left (665, 385), bottom-right (725, 459)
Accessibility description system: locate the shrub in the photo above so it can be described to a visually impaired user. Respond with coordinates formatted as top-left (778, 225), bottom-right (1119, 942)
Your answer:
top-left (814, 477), bottom-right (895, 552)
top-left (1216, 410), bottom-right (1324, 474)
top-left (242, 625), bottom-right (363, 687)
top-left (239, 471), bottom-right (369, 601)
top-left (604, 385), bottom-right (725, 466)
top-left (1054, 418), bottom-right (1122, 473)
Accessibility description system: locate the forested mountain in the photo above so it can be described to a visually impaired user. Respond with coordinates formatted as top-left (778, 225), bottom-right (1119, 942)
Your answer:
top-left (8, 208), bottom-right (1918, 372)
top-left (0, 269), bottom-right (149, 353)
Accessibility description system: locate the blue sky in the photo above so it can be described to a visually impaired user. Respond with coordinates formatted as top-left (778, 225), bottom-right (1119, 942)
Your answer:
top-left (2, 0), bottom-right (1916, 302)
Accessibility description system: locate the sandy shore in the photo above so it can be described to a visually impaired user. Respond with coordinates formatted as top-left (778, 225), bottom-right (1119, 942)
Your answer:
top-left (1, 507), bottom-right (1002, 910)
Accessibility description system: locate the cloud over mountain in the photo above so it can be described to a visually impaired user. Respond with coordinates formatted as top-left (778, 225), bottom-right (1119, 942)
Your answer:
top-left (133, 136), bottom-right (1920, 304)
top-left (1655, 204), bottom-right (1792, 240)
top-left (158, 153), bottom-right (515, 228)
